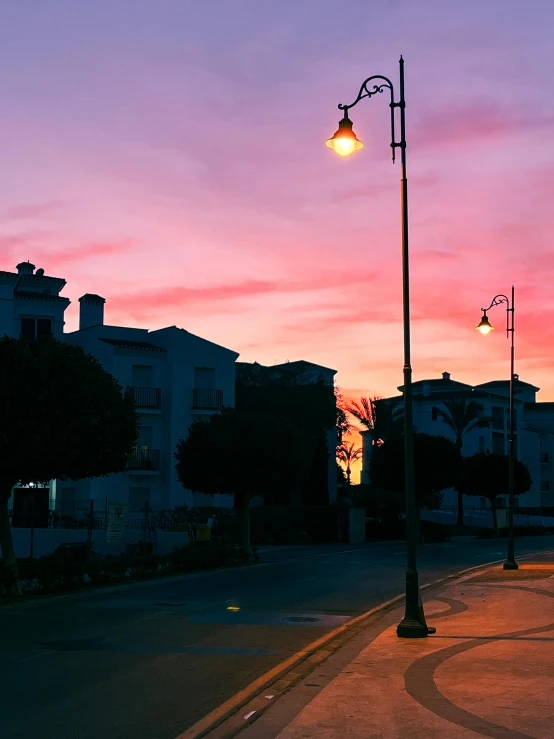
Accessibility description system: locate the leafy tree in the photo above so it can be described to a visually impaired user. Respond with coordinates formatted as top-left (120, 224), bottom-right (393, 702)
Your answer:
top-left (174, 407), bottom-right (308, 559)
top-left (336, 462), bottom-right (348, 485)
top-left (336, 442), bottom-right (363, 486)
top-left (345, 396), bottom-right (404, 444)
top-left (236, 364), bottom-right (336, 505)
top-left (369, 433), bottom-right (460, 539)
top-left (435, 398), bottom-right (491, 526)
top-left (0, 335), bottom-right (139, 594)
top-left (459, 452), bottom-right (532, 536)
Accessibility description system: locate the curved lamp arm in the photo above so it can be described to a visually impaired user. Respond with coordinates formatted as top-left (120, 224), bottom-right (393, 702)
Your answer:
top-left (338, 74), bottom-right (401, 162)
top-left (480, 294), bottom-right (512, 338)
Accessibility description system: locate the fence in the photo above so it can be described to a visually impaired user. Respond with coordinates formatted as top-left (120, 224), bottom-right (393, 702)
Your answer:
top-left (10, 498), bottom-right (190, 532)
top-left (3, 527), bottom-right (190, 560)
top-left (4, 497), bottom-right (193, 559)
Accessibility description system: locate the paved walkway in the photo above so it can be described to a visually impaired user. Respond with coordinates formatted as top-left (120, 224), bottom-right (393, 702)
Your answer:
top-left (240, 557), bottom-right (554, 739)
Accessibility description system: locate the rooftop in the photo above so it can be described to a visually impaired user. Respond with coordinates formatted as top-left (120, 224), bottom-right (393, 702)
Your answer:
top-left (14, 290), bottom-right (70, 303)
top-left (98, 337), bottom-right (167, 352)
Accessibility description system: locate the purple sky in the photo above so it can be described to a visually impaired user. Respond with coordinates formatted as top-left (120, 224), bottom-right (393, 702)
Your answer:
top-left (1, 0), bottom-right (554, 424)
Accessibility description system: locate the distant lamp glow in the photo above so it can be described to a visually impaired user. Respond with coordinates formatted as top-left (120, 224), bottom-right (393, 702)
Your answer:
top-left (476, 314), bottom-right (494, 334)
top-left (226, 605), bottom-right (240, 612)
top-left (326, 113), bottom-right (363, 156)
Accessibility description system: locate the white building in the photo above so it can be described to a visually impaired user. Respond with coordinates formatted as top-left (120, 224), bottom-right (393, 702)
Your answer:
top-left (361, 371), bottom-right (554, 510)
top-left (1, 261), bottom-right (238, 515)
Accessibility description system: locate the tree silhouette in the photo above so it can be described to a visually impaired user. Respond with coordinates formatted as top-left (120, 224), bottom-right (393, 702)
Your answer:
top-left (435, 398), bottom-right (491, 526)
top-left (370, 433), bottom-right (460, 541)
top-left (335, 386), bottom-right (354, 444)
top-left (336, 442), bottom-right (363, 485)
top-left (460, 452), bottom-right (531, 536)
top-left (0, 335), bottom-right (139, 594)
top-left (345, 396), bottom-right (404, 444)
top-left (174, 407), bottom-right (308, 558)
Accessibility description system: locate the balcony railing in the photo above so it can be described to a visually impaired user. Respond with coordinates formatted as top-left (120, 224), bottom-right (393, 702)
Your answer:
top-left (126, 447), bottom-right (161, 471)
top-left (192, 388), bottom-right (223, 410)
top-left (130, 386), bottom-right (162, 408)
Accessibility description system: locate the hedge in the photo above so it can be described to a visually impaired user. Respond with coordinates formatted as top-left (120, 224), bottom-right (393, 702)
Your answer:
top-left (13, 542), bottom-right (254, 594)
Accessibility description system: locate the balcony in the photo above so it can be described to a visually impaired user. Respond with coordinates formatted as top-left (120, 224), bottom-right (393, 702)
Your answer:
top-left (130, 386), bottom-right (162, 408)
top-left (126, 447), bottom-right (161, 471)
top-left (192, 388), bottom-right (223, 410)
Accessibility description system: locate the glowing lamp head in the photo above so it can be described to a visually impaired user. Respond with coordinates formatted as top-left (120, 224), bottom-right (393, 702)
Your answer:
top-left (326, 112), bottom-right (363, 157)
top-left (476, 314), bottom-right (494, 334)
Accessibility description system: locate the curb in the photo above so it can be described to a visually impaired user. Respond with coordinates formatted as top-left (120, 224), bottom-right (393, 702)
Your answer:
top-left (177, 548), bottom-right (554, 739)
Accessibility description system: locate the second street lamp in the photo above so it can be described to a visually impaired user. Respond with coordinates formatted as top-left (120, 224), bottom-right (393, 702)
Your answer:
top-left (476, 286), bottom-right (518, 570)
top-left (326, 57), bottom-right (432, 638)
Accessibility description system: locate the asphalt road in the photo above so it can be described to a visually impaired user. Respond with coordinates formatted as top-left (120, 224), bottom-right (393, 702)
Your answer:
top-left (2, 536), bottom-right (554, 739)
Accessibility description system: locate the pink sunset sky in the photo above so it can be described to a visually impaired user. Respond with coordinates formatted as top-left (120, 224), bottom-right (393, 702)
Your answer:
top-left (1, 1), bottom-right (554, 480)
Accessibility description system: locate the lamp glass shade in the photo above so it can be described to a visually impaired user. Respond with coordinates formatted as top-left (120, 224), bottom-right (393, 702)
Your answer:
top-left (326, 115), bottom-right (363, 157)
top-left (476, 315), bottom-right (494, 334)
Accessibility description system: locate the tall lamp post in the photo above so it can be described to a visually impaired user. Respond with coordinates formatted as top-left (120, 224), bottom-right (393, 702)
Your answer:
top-left (476, 286), bottom-right (518, 570)
top-left (326, 57), bottom-right (431, 638)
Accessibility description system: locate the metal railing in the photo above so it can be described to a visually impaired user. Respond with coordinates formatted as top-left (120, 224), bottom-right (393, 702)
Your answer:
top-left (125, 447), bottom-right (161, 471)
top-left (192, 388), bottom-right (223, 410)
top-left (130, 386), bottom-right (162, 408)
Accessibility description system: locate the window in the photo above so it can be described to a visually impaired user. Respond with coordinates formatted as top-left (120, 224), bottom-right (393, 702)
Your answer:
top-left (431, 406), bottom-right (438, 421)
top-left (194, 367), bottom-right (215, 389)
top-left (541, 480), bottom-right (550, 491)
top-left (20, 317), bottom-right (52, 339)
top-left (474, 404), bottom-right (484, 417)
top-left (491, 406), bottom-right (504, 430)
top-left (492, 432), bottom-right (505, 455)
top-left (478, 436), bottom-right (485, 453)
top-left (132, 364), bottom-right (154, 387)
top-left (37, 318), bottom-right (52, 337)
top-left (541, 452), bottom-right (550, 464)
top-left (129, 487), bottom-right (151, 510)
top-left (138, 425), bottom-right (153, 448)
top-left (20, 317), bottom-right (36, 338)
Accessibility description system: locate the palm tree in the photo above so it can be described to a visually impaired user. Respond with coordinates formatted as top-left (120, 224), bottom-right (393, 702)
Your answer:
top-left (335, 386), bottom-right (354, 444)
top-left (435, 398), bottom-right (491, 526)
top-left (336, 442), bottom-right (363, 485)
top-left (344, 396), bottom-right (404, 444)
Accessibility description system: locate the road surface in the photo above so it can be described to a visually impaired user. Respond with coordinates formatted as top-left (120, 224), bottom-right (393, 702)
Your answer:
top-left (2, 536), bottom-right (554, 739)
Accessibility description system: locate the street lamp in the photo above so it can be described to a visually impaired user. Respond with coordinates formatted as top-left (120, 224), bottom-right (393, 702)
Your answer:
top-left (327, 57), bottom-right (431, 638)
top-left (476, 286), bottom-right (518, 570)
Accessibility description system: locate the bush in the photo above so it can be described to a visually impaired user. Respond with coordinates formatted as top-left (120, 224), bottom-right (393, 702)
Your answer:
top-left (365, 518), bottom-right (451, 543)
top-left (365, 518), bottom-right (405, 541)
top-left (14, 542), bottom-right (256, 595)
top-left (420, 520), bottom-right (451, 543)
top-left (249, 505), bottom-right (340, 545)
top-left (476, 527), bottom-right (496, 539)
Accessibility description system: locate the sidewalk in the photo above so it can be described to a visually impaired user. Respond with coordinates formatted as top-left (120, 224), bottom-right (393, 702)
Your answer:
top-left (240, 556), bottom-right (554, 739)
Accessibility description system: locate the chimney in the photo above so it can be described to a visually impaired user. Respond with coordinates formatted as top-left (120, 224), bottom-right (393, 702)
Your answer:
top-left (16, 261), bottom-right (35, 275)
top-left (442, 372), bottom-right (451, 381)
top-left (78, 293), bottom-right (105, 329)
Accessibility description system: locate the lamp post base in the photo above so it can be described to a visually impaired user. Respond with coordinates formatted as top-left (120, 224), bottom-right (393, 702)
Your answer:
top-left (396, 619), bottom-right (429, 638)
top-left (503, 560), bottom-right (518, 571)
